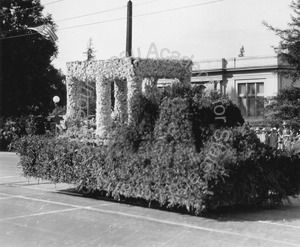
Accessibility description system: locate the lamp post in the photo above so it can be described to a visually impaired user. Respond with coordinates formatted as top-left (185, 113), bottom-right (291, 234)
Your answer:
top-left (52, 96), bottom-right (60, 135)
top-left (53, 95), bottom-right (60, 107)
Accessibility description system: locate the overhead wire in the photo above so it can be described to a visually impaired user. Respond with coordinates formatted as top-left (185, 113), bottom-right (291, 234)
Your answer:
top-left (0, 33), bottom-right (37, 40)
top-left (0, 0), bottom-right (226, 40)
top-left (134, 0), bottom-right (162, 7)
top-left (55, 0), bottom-right (162, 23)
top-left (56, 5), bottom-right (126, 23)
top-left (0, 0), bottom-right (64, 18)
top-left (59, 0), bottom-right (226, 30)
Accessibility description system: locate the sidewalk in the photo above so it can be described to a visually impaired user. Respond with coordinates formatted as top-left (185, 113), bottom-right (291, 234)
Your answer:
top-left (1, 152), bottom-right (300, 247)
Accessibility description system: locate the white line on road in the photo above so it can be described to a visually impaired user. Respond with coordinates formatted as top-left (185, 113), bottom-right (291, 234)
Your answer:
top-left (0, 176), bottom-right (22, 179)
top-left (0, 192), bottom-right (108, 209)
top-left (2, 182), bottom-right (85, 197)
top-left (0, 196), bottom-right (21, 200)
top-left (0, 192), bottom-right (299, 246)
top-left (258, 220), bottom-right (300, 229)
top-left (75, 206), bottom-right (300, 247)
top-left (1, 168), bottom-right (17, 174)
top-left (0, 208), bottom-right (81, 221)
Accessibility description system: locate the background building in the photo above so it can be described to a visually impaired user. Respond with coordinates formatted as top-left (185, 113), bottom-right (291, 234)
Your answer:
top-left (191, 55), bottom-right (300, 122)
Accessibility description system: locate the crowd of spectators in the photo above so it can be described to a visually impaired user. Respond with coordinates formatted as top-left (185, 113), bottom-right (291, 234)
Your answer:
top-left (251, 122), bottom-right (300, 150)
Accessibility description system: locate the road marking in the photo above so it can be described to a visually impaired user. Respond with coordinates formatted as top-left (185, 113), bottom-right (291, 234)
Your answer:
top-left (258, 220), bottom-right (300, 229)
top-left (0, 191), bottom-right (111, 209)
top-left (7, 183), bottom-right (83, 197)
top-left (0, 189), bottom-right (299, 246)
top-left (0, 170), bottom-right (20, 173)
top-left (0, 196), bottom-right (21, 200)
top-left (0, 208), bottom-right (81, 221)
top-left (76, 206), bottom-right (300, 247)
top-left (0, 176), bottom-right (22, 179)
top-left (1, 195), bottom-right (298, 247)
top-left (1, 182), bottom-right (83, 197)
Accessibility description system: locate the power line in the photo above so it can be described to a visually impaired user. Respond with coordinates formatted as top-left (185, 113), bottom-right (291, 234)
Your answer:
top-left (43, 0), bottom-right (64, 6)
top-left (59, 0), bottom-right (226, 31)
top-left (0, 3), bottom-right (127, 36)
top-left (134, 0), bottom-right (162, 7)
top-left (56, 5), bottom-right (126, 23)
top-left (0, 0), bottom-right (64, 18)
top-left (0, 32), bottom-right (37, 40)
top-left (134, 0), bottom-right (225, 18)
top-left (55, 0), bottom-right (162, 23)
top-left (58, 16), bottom-right (126, 30)
top-left (56, 0), bottom-right (162, 23)
top-left (0, 0), bottom-right (226, 40)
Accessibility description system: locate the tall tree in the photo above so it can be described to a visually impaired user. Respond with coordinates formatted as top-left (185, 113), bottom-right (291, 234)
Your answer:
top-left (264, 0), bottom-right (300, 82)
top-left (264, 86), bottom-right (300, 128)
top-left (238, 46), bottom-right (245, 57)
top-left (83, 38), bottom-right (96, 61)
top-left (0, 0), bottom-right (65, 117)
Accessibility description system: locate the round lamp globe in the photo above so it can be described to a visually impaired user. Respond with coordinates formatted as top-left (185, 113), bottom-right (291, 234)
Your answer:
top-left (53, 96), bottom-right (60, 104)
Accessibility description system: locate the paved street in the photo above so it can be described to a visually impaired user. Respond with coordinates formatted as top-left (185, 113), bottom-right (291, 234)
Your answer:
top-left (1, 152), bottom-right (300, 247)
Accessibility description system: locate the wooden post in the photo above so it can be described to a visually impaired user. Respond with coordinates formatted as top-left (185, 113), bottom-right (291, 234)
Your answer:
top-left (126, 0), bottom-right (132, 57)
top-left (0, 39), bottom-right (2, 117)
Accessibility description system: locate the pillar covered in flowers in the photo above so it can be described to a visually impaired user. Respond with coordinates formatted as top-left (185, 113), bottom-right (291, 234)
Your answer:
top-left (95, 76), bottom-right (112, 138)
top-left (127, 75), bottom-right (143, 123)
top-left (113, 79), bottom-right (128, 123)
top-left (65, 76), bottom-right (77, 119)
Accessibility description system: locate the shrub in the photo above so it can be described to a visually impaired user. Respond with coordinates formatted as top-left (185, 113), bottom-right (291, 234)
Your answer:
top-left (0, 115), bottom-right (47, 151)
top-left (264, 86), bottom-right (300, 129)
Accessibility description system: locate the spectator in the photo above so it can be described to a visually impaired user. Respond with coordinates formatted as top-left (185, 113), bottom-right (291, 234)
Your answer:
top-left (296, 131), bottom-right (300, 142)
top-left (291, 129), bottom-right (298, 149)
top-left (282, 122), bottom-right (288, 135)
top-left (269, 127), bottom-right (278, 149)
top-left (260, 128), bottom-right (269, 145)
top-left (56, 116), bottom-right (67, 133)
top-left (283, 129), bottom-right (292, 150)
top-left (255, 127), bottom-right (261, 140)
top-left (278, 129), bottom-right (284, 150)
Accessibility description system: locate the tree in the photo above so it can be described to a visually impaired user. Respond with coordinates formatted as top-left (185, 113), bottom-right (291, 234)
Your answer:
top-left (264, 0), bottom-right (300, 82)
top-left (83, 38), bottom-right (96, 61)
top-left (0, 0), bottom-right (66, 117)
top-left (263, 86), bottom-right (300, 128)
top-left (238, 46), bottom-right (245, 57)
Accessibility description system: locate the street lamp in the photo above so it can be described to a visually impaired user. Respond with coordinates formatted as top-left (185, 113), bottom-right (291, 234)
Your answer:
top-left (52, 96), bottom-right (61, 135)
top-left (53, 96), bottom-right (60, 106)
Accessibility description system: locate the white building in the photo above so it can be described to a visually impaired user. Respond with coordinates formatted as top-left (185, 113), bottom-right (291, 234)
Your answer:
top-left (191, 55), bottom-right (300, 122)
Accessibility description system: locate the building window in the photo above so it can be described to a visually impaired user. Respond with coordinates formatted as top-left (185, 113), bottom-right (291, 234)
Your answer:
top-left (238, 82), bottom-right (264, 117)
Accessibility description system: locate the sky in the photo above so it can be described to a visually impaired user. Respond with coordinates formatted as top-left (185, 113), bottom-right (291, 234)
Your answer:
top-left (40, 0), bottom-right (293, 74)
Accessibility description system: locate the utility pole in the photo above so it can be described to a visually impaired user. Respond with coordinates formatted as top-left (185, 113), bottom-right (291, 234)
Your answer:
top-left (0, 40), bottom-right (2, 118)
top-left (126, 0), bottom-right (132, 57)
top-left (0, 1), bottom-right (2, 118)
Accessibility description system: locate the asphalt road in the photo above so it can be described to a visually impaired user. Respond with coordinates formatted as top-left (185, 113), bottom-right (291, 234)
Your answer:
top-left (1, 151), bottom-right (300, 247)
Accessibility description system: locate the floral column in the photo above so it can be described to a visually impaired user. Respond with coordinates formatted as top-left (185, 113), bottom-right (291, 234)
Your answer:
top-left (127, 75), bottom-right (143, 123)
top-left (96, 76), bottom-right (112, 138)
top-left (113, 79), bottom-right (128, 123)
top-left (65, 76), bottom-right (77, 119)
